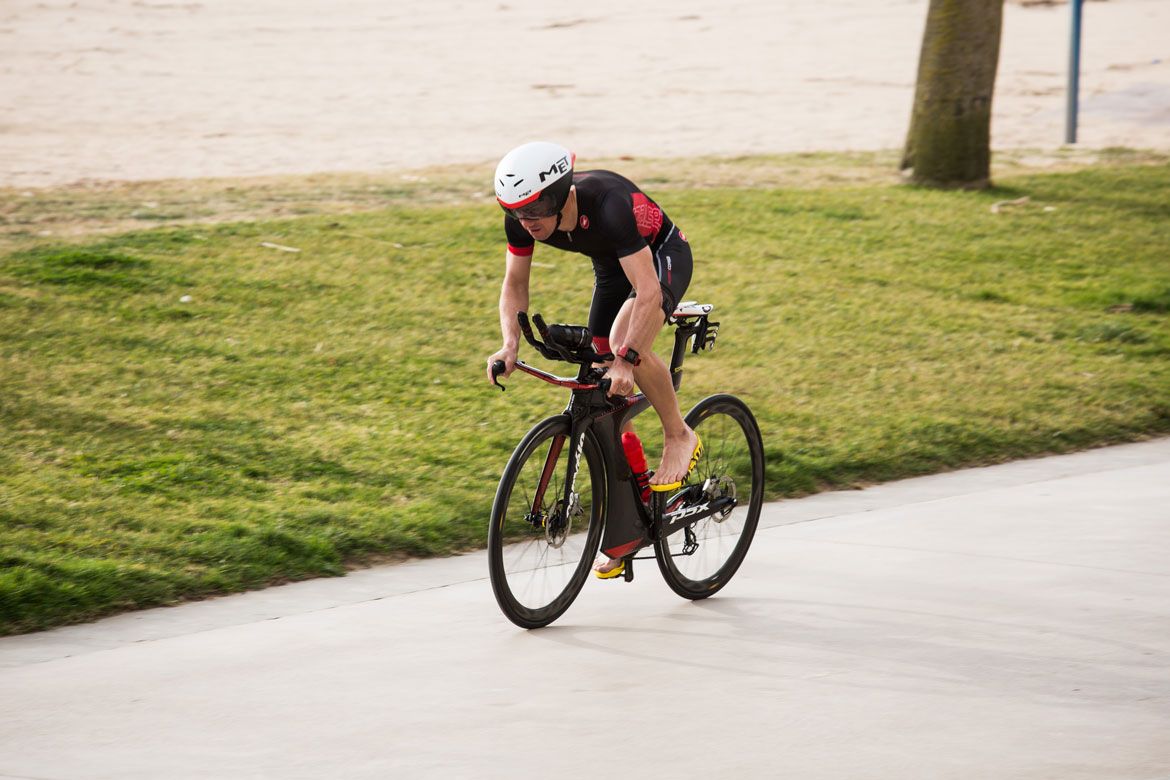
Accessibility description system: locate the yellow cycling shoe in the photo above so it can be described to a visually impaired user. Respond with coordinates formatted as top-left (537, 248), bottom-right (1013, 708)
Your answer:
top-left (594, 559), bottom-right (626, 580)
top-left (649, 433), bottom-right (703, 493)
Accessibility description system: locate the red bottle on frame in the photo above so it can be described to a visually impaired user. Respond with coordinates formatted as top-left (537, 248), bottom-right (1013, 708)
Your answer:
top-left (621, 431), bottom-right (652, 503)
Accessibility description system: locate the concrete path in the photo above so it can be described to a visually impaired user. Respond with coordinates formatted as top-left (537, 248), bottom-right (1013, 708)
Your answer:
top-left (2, 440), bottom-right (1169, 779)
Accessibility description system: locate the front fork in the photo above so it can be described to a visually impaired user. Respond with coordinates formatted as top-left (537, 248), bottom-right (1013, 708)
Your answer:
top-left (528, 424), bottom-right (586, 539)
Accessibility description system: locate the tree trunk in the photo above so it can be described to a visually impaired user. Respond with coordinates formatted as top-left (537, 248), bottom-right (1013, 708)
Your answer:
top-left (902, 0), bottom-right (1005, 189)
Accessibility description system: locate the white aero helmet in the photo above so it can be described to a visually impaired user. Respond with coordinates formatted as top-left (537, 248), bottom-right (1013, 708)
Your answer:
top-left (494, 141), bottom-right (576, 219)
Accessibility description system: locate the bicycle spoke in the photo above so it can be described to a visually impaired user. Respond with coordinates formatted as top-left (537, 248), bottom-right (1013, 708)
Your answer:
top-left (489, 420), bottom-right (603, 626)
top-left (656, 396), bottom-right (763, 599)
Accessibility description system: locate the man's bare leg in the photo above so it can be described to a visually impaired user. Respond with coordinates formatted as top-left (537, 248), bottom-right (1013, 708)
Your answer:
top-left (630, 349), bottom-right (699, 483)
top-left (595, 298), bottom-right (698, 576)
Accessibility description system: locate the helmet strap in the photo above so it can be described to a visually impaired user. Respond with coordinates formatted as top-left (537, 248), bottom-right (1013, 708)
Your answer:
top-left (554, 186), bottom-right (575, 232)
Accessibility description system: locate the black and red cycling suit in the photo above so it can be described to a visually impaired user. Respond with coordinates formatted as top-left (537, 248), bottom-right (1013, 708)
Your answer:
top-left (504, 169), bottom-right (693, 353)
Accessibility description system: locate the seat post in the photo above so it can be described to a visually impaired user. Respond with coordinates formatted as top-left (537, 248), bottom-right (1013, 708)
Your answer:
top-left (665, 303), bottom-right (716, 391)
top-left (668, 321), bottom-right (695, 391)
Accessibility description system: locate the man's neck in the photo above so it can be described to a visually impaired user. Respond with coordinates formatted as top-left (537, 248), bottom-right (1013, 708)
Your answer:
top-left (558, 196), bottom-right (578, 232)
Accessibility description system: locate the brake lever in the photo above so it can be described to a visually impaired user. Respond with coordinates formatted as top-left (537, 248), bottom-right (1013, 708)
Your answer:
top-left (490, 359), bottom-right (506, 392)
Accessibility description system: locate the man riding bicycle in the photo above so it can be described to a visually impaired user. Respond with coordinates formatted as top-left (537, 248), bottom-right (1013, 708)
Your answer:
top-left (484, 141), bottom-right (702, 577)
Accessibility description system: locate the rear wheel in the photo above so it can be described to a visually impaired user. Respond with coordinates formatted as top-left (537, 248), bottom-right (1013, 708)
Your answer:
top-left (654, 395), bottom-right (764, 599)
top-left (488, 417), bottom-right (604, 628)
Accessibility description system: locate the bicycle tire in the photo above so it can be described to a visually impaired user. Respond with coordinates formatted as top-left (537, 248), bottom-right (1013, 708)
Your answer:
top-left (654, 394), bottom-right (764, 599)
top-left (488, 415), bottom-right (605, 628)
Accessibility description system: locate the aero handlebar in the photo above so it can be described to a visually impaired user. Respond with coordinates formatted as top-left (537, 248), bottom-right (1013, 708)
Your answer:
top-left (491, 311), bottom-right (616, 394)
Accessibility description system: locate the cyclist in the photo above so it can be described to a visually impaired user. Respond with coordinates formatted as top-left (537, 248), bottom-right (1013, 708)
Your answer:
top-left (484, 141), bottom-right (702, 577)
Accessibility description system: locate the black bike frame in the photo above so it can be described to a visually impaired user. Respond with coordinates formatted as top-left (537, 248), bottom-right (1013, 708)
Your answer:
top-left (508, 312), bottom-right (730, 559)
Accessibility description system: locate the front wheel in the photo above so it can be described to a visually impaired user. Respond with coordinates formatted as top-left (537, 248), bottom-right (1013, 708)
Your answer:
top-left (488, 416), bottom-right (605, 628)
top-left (654, 394), bottom-right (764, 599)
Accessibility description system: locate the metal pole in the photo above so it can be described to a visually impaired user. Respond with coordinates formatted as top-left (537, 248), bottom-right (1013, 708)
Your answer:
top-left (1065, 0), bottom-right (1084, 144)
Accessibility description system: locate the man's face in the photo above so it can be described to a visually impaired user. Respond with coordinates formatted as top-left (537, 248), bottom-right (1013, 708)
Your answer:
top-left (517, 214), bottom-right (558, 240)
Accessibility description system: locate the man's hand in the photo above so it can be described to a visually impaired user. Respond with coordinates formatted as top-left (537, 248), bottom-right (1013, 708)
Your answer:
top-left (606, 360), bottom-right (635, 397)
top-left (486, 347), bottom-right (517, 384)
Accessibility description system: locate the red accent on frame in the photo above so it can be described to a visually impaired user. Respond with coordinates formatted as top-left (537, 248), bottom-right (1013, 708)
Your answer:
top-left (603, 537), bottom-right (644, 559)
top-left (592, 336), bottom-right (611, 353)
top-left (513, 361), bottom-right (601, 390)
top-left (532, 435), bottom-right (566, 515)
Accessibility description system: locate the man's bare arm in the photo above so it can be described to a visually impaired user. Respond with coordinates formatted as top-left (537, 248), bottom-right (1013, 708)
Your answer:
top-left (616, 246), bottom-right (663, 353)
top-left (485, 251), bottom-right (532, 382)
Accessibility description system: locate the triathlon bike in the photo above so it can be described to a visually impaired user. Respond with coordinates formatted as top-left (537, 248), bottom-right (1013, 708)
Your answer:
top-left (488, 302), bottom-right (764, 629)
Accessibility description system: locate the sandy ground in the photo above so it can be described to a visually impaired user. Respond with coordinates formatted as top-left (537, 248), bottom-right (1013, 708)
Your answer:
top-left (1, 0), bottom-right (1167, 188)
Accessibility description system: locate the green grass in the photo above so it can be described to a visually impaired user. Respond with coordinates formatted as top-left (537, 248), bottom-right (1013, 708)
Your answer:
top-left (2, 158), bottom-right (1169, 634)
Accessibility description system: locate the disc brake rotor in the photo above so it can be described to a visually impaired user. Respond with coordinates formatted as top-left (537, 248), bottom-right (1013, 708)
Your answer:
top-left (546, 492), bottom-right (582, 548)
top-left (702, 476), bottom-right (737, 522)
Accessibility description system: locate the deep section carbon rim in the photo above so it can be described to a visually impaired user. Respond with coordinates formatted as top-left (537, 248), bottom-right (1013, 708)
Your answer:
top-left (488, 418), bottom-right (604, 628)
top-left (655, 395), bottom-right (764, 599)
